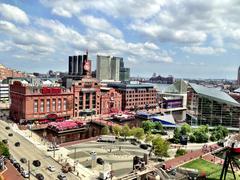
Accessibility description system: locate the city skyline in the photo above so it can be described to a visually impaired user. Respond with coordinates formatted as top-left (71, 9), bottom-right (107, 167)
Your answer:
top-left (0, 0), bottom-right (240, 79)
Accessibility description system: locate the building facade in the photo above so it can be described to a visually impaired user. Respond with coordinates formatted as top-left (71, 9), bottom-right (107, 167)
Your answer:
top-left (72, 77), bottom-right (101, 117)
top-left (100, 87), bottom-right (122, 114)
top-left (10, 81), bottom-right (74, 122)
top-left (111, 57), bottom-right (120, 81)
top-left (187, 83), bottom-right (240, 128)
top-left (0, 64), bottom-right (28, 81)
top-left (96, 55), bottom-right (111, 81)
top-left (0, 83), bottom-right (9, 102)
top-left (108, 82), bottom-right (157, 111)
top-left (97, 55), bottom-right (130, 82)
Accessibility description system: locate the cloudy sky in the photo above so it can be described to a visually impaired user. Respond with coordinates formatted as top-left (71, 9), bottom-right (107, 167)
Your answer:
top-left (0, 0), bottom-right (240, 79)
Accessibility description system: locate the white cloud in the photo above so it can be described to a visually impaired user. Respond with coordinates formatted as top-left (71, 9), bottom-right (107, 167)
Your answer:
top-left (79, 15), bottom-right (123, 38)
top-left (41, 0), bottom-right (166, 19)
top-left (0, 3), bottom-right (29, 24)
top-left (0, 41), bottom-right (11, 52)
top-left (0, 20), bottom-right (19, 33)
top-left (35, 18), bottom-right (88, 50)
top-left (182, 46), bottom-right (226, 55)
top-left (52, 7), bottom-right (72, 18)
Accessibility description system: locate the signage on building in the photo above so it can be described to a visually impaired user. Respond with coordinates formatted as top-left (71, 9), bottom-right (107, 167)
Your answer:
top-left (47, 113), bottom-right (58, 119)
top-left (41, 87), bottom-right (61, 94)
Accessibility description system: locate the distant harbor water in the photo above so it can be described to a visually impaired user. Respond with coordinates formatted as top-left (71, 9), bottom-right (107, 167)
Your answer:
top-left (150, 83), bottom-right (172, 93)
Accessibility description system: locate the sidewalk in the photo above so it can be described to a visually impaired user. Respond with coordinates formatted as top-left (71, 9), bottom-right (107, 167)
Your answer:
top-left (164, 144), bottom-right (220, 171)
top-left (10, 124), bottom-right (97, 179)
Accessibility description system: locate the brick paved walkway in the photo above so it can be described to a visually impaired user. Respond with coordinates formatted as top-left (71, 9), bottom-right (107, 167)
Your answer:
top-left (202, 154), bottom-right (224, 165)
top-left (2, 160), bottom-right (23, 180)
top-left (163, 144), bottom-right (220, 171)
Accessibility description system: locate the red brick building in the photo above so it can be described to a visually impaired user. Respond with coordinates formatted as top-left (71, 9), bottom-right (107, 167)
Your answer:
top-left (108, 83), bottom-right (157, 111)
top-left (72, 77), bottom-right (101, 117)
top-left (100, 87), bottom-right (122, 114)
top-left (0, 64), bottom-right (28, 81)
top-left (10, 81), bottom-right (73, 122)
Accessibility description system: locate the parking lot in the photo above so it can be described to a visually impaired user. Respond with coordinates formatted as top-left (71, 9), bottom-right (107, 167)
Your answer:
top-left (66, 140), bottom-right (149, 177)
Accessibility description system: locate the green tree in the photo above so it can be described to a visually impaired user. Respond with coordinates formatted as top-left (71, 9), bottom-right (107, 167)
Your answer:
top-left (210, 125), bottom-right (228, 141)
top-left (145, 133), bottom-right (154, 143)
top-left (101, 126), bottom-right (110, 135)
top-left (0, 142), bottom-right (10, 158)
top-left (152, 136), bottom-right (169, 157)
top-left (154, 122), bottom-right (163, 131)
top-left (142, 120), bottom-right (155, 133)
top-left (120, 125), bottom-right (131, 137)
top-left (193, 129), bottom-right (208, 143)
top-left (175, 149), bottom-right (187, 157)
top-left (189, 134), bottom-right (196, 143)
top-left (131, 127), bottom-right (145, 140)
top-left (173, 127), bottom-right (181, 143)
top-left (112, 125), bottom-right (122, 136)
top-left (180, 123), bottom-right (191, 135)
top-left (199, 125), bottom-right (209, 133)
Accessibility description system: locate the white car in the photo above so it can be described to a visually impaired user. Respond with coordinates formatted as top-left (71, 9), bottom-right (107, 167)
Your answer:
top-left (21, 170), bottom-right (29, 178)
top-left (47, 165), bottom-right (56, 172)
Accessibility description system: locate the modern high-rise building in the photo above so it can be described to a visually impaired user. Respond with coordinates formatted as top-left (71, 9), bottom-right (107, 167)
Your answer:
top-left (68, 55), bottom-right (87, 76)
top-left (63, 52), bottom-right (90, 88)
top-left (96, 55), bottom-right (130, 82)
top-left (238, 66), bottom-right (240, 85)
top-left (96, 55), bottom-right (112, 81)
top-left (120, 67), bottom-right (130, 82)
top-left (111, 57), bottom-right (120, 81)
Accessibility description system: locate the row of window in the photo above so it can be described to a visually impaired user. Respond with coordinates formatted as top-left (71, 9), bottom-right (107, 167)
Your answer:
top-left (126, 101), bottom-right (156, 106)
top-left (34, 99), bottom-right (67, 113)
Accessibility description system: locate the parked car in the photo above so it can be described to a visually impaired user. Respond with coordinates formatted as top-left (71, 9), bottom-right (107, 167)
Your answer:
top-left (57, 173), bottom-right (67, 180)
top-left (36, 173), bottom-right (44, 180)
top-left (16, 164), bottom-right (22, 172)
top-left (139, 144), bottom-right (148, 150)
top-left (10, 158), bottom-right (17, 164)
top-left (19, 167), bottom-right (24, 173)
top-left (15, 142), bottom-right (20, 147)
top-left (97, 158), bottom-right (104, 165)
top-left (14, 162), bottom-right (20, 169)
top-left (8, 133), bottom-right (13, 137)
top-left (21, 170), bottom-right (30, 178)
top-left (47, 165), bottom-right (56, 172)
top-left (20, 158), bottom-right (27, 163)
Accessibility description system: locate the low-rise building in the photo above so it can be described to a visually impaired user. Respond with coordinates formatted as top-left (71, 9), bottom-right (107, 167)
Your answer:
top-left (72, 77), bottom-right (101, 117)
top-left (100, 87), bottom-right (122, 114)
top-left (0, 83), bottom-right (9, 102)
top-left (10, 80), bottom-right (73, 123)
top-left (108, 82), bottom-right (157, 111)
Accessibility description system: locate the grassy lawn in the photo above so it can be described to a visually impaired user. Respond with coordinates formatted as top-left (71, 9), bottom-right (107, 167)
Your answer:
top-left (182, 159), bottom-right (239, 180)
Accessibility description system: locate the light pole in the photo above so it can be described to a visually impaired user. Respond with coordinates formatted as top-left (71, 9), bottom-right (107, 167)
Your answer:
top-left (28, 160), bottom-right (31, 180)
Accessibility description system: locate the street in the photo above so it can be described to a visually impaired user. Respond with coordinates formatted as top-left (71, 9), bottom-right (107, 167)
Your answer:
top-left (0, 120), bottom-right (79, 180)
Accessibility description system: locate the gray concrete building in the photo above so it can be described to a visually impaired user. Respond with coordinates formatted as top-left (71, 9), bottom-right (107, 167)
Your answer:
top-left (96, 55), bottom-right (112, 81)
top-left (111, 57), bottom-right (120, 81)
top-left (97, 55), bottom-right (130, 82)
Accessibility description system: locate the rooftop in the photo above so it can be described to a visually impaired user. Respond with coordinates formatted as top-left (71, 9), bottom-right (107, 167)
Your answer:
top-left (108, 82), bottom-right (154, 89)
top-left (189, 83), bottom-right (240, 107)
